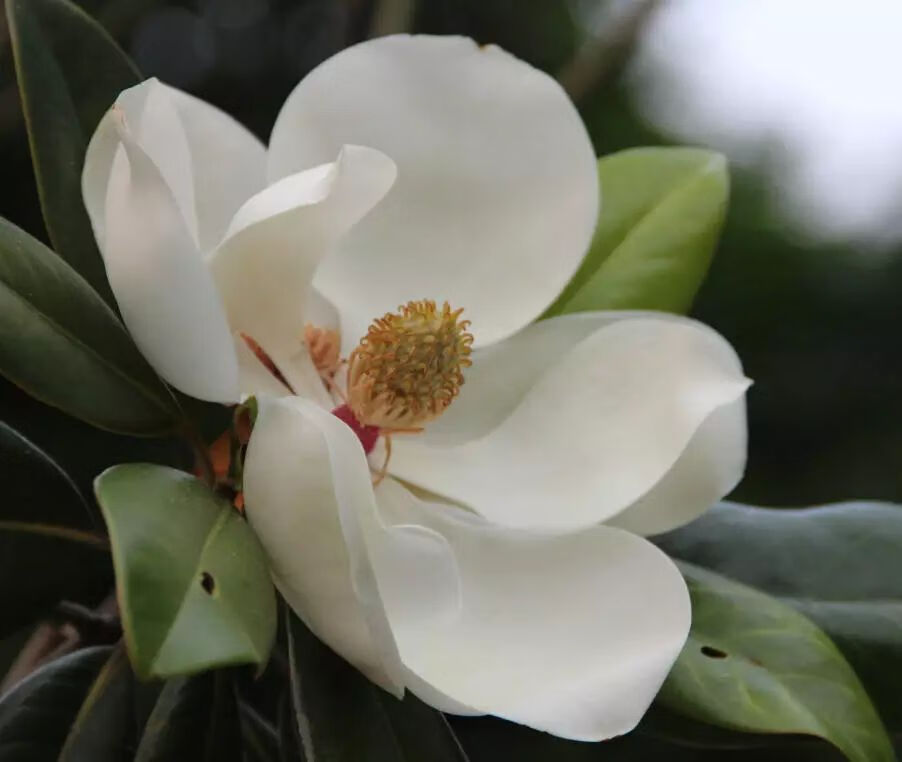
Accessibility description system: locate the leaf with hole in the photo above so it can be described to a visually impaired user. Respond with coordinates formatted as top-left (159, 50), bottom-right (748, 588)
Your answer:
top-left (95, 464), bottom-right (276, 679)
top-left (545, 147), bottom-right (728, 316)
top-left (58, 645), bottom-right (135, 762)
top-left (287, 612), bottom-right (470, 762)
top-left (6, 0), bottom-right (139, 305)
top-left (656, 500), bottom-right (902, 733)
top-left (0, 646), bottom-right (112, 761)
top-left (0, 420), bottom-right (110, 638)
top-left (0, 217), bottom-right (179, 435)
top-left (658, 562), bottom-right (894, 762)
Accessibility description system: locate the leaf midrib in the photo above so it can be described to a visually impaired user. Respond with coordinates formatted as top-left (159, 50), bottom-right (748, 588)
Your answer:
top-left (149, 509), bottom-right (257, 669)
top-left (563, 154), bottom-right (723, 309)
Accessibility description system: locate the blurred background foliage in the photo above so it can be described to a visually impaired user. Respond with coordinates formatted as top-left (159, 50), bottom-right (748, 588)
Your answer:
top-left (1, 0), bottom-right (900, 509)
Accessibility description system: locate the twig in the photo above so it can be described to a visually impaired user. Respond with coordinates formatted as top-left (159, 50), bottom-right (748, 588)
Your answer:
top-left (368, 0), bottom-right (415, 38)
top-left (557, 0), bottom-right (662, 103)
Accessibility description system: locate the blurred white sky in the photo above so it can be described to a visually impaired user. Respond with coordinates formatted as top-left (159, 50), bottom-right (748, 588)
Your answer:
top-left (627, 0), bottom-right (902, 246)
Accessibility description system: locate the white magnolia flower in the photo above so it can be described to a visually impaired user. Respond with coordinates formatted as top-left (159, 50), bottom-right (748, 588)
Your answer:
top-left (82, 35), bottom-right (750, 741)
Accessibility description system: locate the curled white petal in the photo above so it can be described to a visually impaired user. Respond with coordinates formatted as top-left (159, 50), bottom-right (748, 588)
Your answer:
top-left (391, 313), bottom-right (750, 531)
top-left (374, 478), bottom-right (691, 740)
top-left (83, 78), bottom-right (266, 253)
top-left (243, 397), bottom-right (461, 695)
top-left (101, 138), bottom-right (239, 402)
top-left (209, 145), bottom-right (396, 396)
top-left (268, 34), bottom-right (599, 352)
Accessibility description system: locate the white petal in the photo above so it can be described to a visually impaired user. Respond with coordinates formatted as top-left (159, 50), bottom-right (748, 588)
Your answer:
top-left (243, 397), bottom-right (461, 694)
top-left (83, 79), bottom-right (266, 253)
top-left (374, 478), bottom-right (691, 740)
top-left (162, 85), bottom-right (267, 251)
top-left (607, 396), bottom-right (748, 536)
top-left (391, 314), bottom-right (750, 530)
top-left (234, 337), bottom-right (292, 399)
top-left (208, 145), bottom-right (396, 393)
top-left (268, 35), bottom-right (598, 352)
top-left (102, 138), bottom-right (239, 402)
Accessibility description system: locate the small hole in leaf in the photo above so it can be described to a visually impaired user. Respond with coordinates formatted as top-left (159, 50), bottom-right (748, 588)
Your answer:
top-left (200, 571), bottom-right (216, 595)
top-left (700, 645), bottom-right (728, 659)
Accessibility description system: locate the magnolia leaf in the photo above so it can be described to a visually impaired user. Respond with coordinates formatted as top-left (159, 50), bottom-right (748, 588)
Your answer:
top-left (0, 420), bottom-right (110, 638)
top-left (238, 700), bottom-right (280, 762)
top-left (287, 613), bottom-right (470, 762)
top-left (449, 716), bottom-right (841, 762)
top-left (0, 217), bottom-right (179, 435)
top-left (135, 673), bottom-right (242, 762)
top-left (545, 147), bottom-right (728, 316)
top-left (656, 501), bottom-right (902, 732)
top-left (0, 646), bottom-right (112, 761)
top-left (6, 0), bottom-right (139, 305)
top-left (95, 464), bottom-right (276, 679)
top-left (659, 562), bottom-right (894, 762)
top-left (58, 646), bottom-right (135, 762)
top-left (278, 692), bottom-right (304, 762)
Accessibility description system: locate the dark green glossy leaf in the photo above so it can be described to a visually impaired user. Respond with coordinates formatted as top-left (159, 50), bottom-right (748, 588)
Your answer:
top-left (0, 420), bottom-right (110, 638)
top-left (658, 562), bottom-right (893, 762)
top-left (239, 699), bottom-right (280, 762)
top-left (58, 645), bottom-right (134, 762)
top-left (0, 217), bottom-right (179, 435)
top-left (278, 691), bottom-right (304, 762)
top-left (545, 148), bottom-right (728, 317)
top-left (450, 716), bottom-right (846, 762)
top-left (656, 501), bottom-right (902, 733)
top-left (134, 672), bottom-right (242, 762)
top-left (95, 464), bottom-right (276, 679)
top-left (287, 612), bottom-right (469, 761)
top-left (6, 0), bottom-right (139, 305)
top-left (0, 646), bottom-right (112, 761)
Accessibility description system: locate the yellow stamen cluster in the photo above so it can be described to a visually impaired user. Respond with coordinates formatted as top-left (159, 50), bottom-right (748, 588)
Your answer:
top-left (347, 300), bottom-right (473, 429)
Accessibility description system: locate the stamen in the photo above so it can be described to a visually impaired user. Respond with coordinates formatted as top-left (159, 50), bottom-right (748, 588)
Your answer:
top-left (346, 300), bottom-right (473, 430)
top-left (304, 324), bottom-right (342, 379)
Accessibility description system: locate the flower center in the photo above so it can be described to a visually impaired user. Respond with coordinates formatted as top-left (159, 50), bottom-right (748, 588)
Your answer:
top-left (346, 299), bottom-right (473, 431)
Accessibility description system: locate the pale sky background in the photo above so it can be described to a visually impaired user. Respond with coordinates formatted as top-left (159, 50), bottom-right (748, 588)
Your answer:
top-left (626, 0), bottom-right (902, 247)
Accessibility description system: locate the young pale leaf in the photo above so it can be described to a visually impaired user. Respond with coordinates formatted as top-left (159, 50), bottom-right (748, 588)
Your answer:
top-left (0, 217), bottom-right (179, 435)
top-left (0, 646), bottom-right (112, 761)
top-left (545, 147), bottom-right (728, 317)
top-left (656, 501), bottom-right (902, 733)
top-left (659, 562), bottom-right (894, 762)
top-left (287, 612), bottom-right (470, 762)
top-left (0, 421), bottom-right (110, 638)
top-left (95, 464), bottom-right (276, 680)
top-left (58, 645), bottom-right (135, 762)
top-left (6, 0), bottom-right (139, 305)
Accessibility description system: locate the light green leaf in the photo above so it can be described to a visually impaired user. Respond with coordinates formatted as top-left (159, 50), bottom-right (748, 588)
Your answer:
top-left (545, 147), bottom-right (728, 316)
top-left (659, 562), bottom-right (895, 762)
top-left (0, 420), bottom-right (110, 638)
top-left (0, 646), bottom-right (112, 761)
top-left (6, 0), bottom-right (139, 305)
top-left (59, 645), bottom-right (135, 762)
top-left (0, 217), bottom-right (179, 435)
top-left (95, 464), bottom-right (276, 679)
top-left (656, 500), bottom-right (902, 732)
top-left (287, 612), bottom-right (469, 762)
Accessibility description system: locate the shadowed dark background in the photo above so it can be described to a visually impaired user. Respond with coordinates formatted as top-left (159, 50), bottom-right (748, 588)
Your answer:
top-left (1, 0), bottom-right (900, 508)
